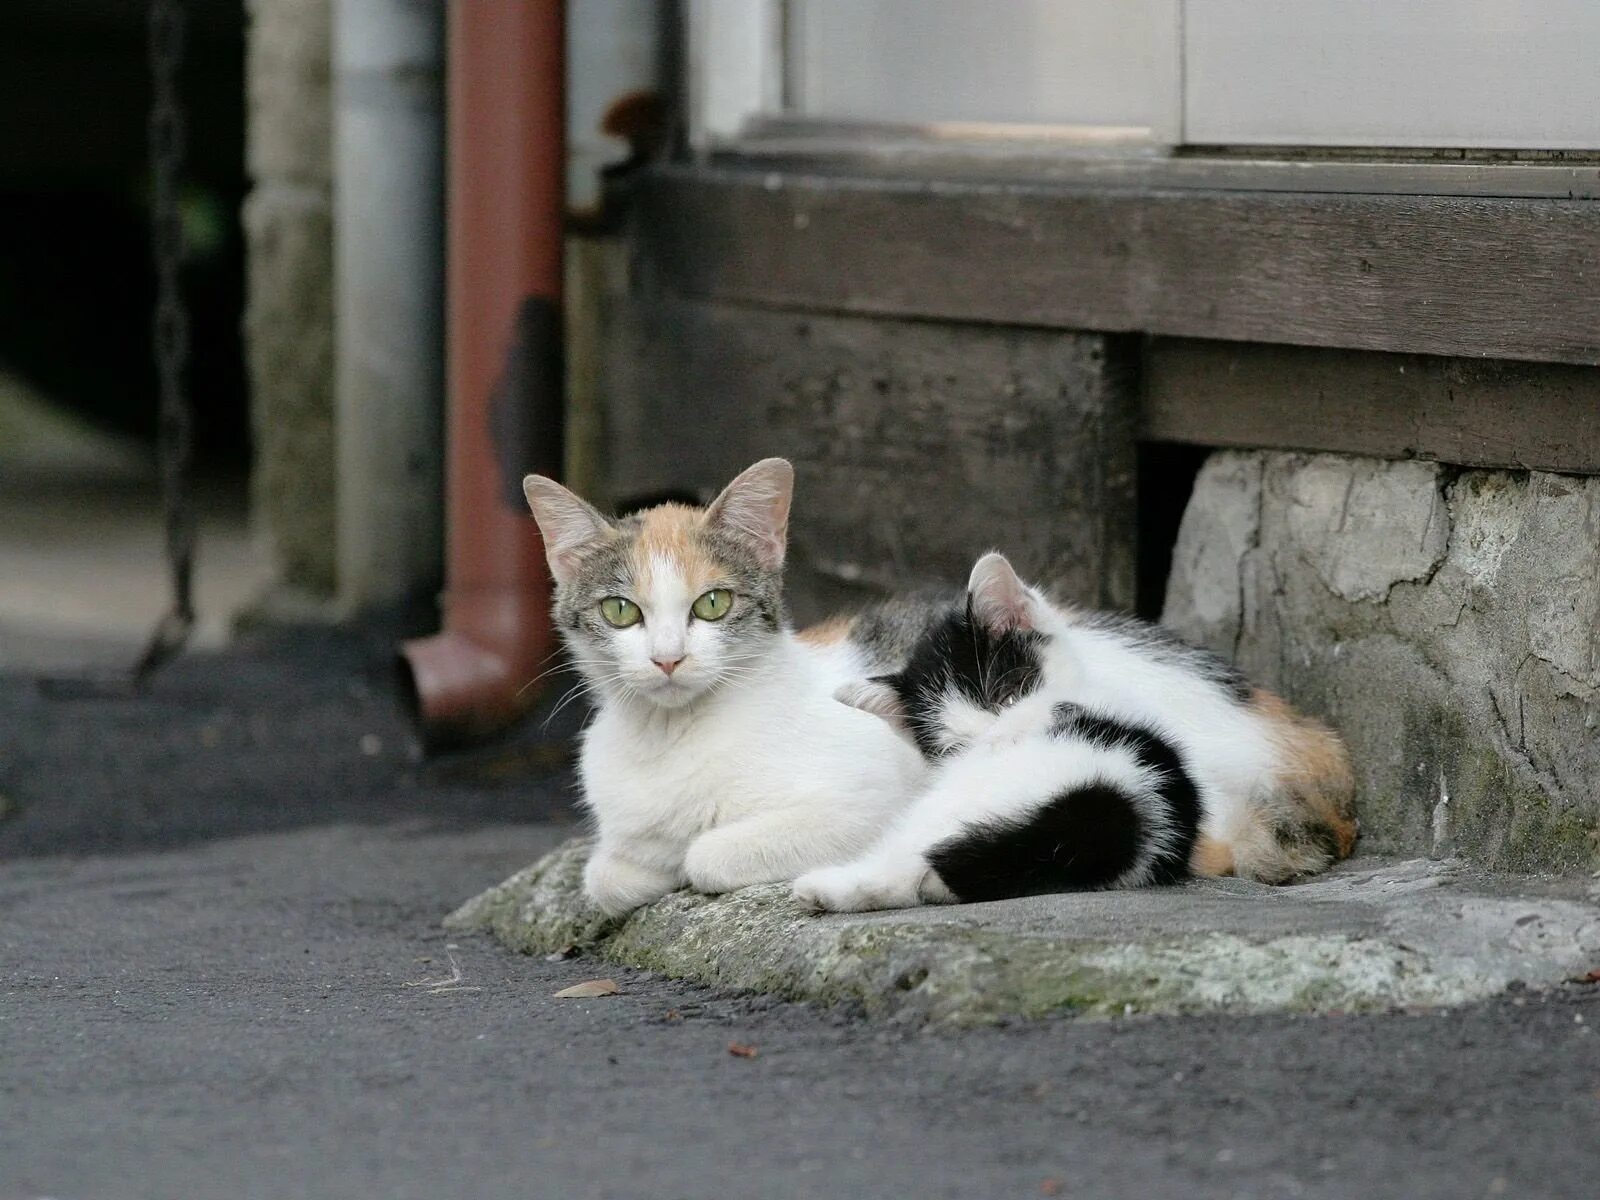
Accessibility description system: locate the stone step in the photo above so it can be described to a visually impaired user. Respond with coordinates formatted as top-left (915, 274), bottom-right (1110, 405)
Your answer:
top-left (448, 838), bottom-right (1600, 1025)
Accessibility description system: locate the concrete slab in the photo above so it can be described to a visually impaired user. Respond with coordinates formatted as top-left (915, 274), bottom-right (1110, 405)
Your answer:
top-left (450, 839), bottom-right (1600, 1024)
top-left (0, 375), bottom-right (271, 674)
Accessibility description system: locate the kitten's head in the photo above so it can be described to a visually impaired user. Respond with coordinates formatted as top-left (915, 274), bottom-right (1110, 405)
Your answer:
top-left (843, 552), bottom-right (1067, 757)
top-left (523, 459), bottom-right (792, 709)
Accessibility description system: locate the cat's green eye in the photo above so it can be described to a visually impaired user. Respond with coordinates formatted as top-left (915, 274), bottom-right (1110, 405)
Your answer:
top-left (691, 588), bottom-right (733, 621)
top-left (599, 596), bottom-right (642, 628)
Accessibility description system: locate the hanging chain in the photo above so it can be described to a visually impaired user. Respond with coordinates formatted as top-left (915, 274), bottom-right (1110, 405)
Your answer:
top-left (36, 0), bottom-right (197, 698)
top-left (136, 0), bottom-right (198, 680)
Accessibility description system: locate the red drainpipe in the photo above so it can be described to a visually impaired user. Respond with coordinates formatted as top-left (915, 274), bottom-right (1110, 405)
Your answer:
top-left (399, 0), bottom-right (564, 748)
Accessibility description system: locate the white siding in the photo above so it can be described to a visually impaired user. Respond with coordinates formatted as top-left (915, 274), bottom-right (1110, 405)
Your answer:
top-left (787, 0), bottom-right (1179, 141)
top-left (1184, 0), bottom-right (1600, 148)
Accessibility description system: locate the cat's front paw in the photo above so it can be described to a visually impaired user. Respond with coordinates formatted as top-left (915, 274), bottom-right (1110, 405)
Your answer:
top-left (583, 852), bottom-right (679, 917)
top-left (682, 834), bottom-right (769, 896)
top-left (792, 861), bottom-right (928, 913)
top-left (978, 696), bottom-right (1055, 750)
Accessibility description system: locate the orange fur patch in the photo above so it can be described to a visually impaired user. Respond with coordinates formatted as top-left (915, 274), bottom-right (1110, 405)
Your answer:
top-left (629, 504), bottom-right (719, 589)
top-left (1189, 835), bottom-right (1236, 878)
top-left (1251, 687), bottom-right (1359, 860)
top-left (795, 615), bottom-right (855, 646)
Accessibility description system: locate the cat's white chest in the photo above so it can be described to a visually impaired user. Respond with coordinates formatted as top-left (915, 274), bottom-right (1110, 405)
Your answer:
top-left (576, 640), bottom-right (923, 863)
top-left (579, 705), bottom-right (757, 839)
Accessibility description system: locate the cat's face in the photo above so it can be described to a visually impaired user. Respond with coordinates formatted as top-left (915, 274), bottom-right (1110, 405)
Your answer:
top-left (847, 553), bottom-right (1071, 757)
top-left (524, 460), bottom-right (792, 710)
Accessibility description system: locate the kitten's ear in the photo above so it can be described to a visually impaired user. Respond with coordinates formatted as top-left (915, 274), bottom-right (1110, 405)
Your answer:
top-left (835, 677), bottom-right (908, 732)
top-left (523, 475), bottom-right (614, 586)
top-left (705, 458), bottom-right (793, 571)
top-left (967, 552), bottom-right (1037, 635)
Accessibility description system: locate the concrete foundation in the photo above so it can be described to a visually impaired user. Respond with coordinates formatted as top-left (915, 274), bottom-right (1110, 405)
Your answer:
top-left (244, 0), bottom-right (337, 599)
top-left (332, 0), bottom-right (445, 612)
top-left (1164, 451), bottom-right (1600, 873)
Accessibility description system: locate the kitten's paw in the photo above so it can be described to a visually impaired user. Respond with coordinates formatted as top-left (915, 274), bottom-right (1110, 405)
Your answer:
top-left (978, 697), bottom-right (1055, 750)
top-left (792, 861), bottom-right (928, 913)
top-left (583, 853), bottom-right (679, 917)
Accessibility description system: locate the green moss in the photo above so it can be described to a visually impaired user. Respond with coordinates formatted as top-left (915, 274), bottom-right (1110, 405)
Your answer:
top-left (1446, 742), bottom-right (1600, 874)
top-left (449, 838), bottom-right (1579, 1026)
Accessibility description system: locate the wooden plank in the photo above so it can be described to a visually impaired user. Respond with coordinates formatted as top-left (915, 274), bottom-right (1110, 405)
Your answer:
top-left (636, 165), bottom-right (1600, 366)
top-left (1142, 340), bottom-right (1600, 474)
top-left (598, 294), bottom-right (1139, 617)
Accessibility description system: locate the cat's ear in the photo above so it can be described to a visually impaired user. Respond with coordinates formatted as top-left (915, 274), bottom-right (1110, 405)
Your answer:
top-left (705, 458), bottom-right (793, 571)
top-left (835, 677), bottom-right (908, 732)
top-left (523, 475), bottom-right (614, 586)
top-left (967, 552), bottom-right (1037, 636)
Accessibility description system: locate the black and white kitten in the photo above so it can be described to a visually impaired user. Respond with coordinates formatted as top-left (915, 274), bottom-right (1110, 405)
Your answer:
top-left (794, 553), bottom-right (1357, 912)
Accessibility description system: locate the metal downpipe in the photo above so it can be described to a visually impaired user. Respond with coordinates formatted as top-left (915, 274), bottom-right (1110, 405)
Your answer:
top-left (398, 0), bottom-right (564, 749)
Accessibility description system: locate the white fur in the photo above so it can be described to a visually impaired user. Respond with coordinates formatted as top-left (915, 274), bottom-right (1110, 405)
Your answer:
top-left (794, 735), bottom-right (1170, 912)
top-left (528, 458), bottom-right (927, 916)
top-left (1026, 607), bottom-right (1274, 853)
top-left (796, 554), bottom-right (1283, 912)
top-left (580, 631), bottom-right (927, 915)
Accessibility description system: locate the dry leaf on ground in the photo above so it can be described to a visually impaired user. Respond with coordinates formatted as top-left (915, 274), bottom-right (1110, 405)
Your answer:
top-left (727, 1041), bottom-right (758, 1059)
top-left (553, 979), bottom-right (620, 999)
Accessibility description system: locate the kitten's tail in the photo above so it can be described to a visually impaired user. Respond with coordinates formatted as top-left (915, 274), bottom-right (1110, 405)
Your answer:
top-left (926, 709), bottom-right (1202, 903)
top-left (1218, 688), bottom-right (1359, 883)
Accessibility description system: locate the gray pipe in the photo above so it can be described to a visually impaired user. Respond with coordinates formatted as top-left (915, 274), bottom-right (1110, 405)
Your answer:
top-left (332, 0), bottom-right (444, 611)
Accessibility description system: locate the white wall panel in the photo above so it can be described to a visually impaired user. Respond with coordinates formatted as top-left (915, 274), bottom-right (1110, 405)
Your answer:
top-left (1184, 0), bottom-right (1600, 148)
top-left (788, 0), bottom-right (1179, 140)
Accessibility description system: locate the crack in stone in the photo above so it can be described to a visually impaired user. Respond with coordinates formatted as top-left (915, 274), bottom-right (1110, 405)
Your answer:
top-left (1231, 462), bottom-right (1267, 665)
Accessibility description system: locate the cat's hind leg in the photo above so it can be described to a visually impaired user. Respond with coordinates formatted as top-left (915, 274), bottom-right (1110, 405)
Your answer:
top-left (1228, 688), bottom-right (1359, 882)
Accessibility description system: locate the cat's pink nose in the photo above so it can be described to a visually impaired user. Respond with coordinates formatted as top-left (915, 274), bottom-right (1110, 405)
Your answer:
top-left (653, 656), bottom-right (683, 676)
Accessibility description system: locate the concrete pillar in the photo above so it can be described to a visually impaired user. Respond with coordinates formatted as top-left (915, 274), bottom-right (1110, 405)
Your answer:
top-left (332, 0), bottom-right (445, 611)
top-left (244, 0), bottom-right (337, 601)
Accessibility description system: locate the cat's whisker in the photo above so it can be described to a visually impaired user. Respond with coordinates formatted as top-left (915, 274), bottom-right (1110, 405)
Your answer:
top-left (540, 674), bottom-right (618, 728)
top-left (516, 659), bottom-right (586, 700)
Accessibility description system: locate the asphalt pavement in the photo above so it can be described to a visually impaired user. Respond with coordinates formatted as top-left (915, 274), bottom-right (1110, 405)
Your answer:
top-left (3, 628), bottom-right (1598, 1200)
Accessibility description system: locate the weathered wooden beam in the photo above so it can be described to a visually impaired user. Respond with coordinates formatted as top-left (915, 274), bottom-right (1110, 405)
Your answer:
top-left (636, 164), bottom-right (1600, 367)
top-left (1143, 340), bottom-right (1600, 475)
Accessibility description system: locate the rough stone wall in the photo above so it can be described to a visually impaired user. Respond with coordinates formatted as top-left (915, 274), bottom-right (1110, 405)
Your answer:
top-left (243, 0), bottom-right (336, 599)
top-left (1164, 451), bottom-right (1600, 873)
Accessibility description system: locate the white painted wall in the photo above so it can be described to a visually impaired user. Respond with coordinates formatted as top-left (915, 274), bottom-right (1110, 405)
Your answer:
top-left (568, 0), bottom-right (659, 211)
top-left (691, 0), bottom-right (1600, 151)
top-left (1184, 0), bottom-right (1600, 148)
top-left (788, 0), bottom-right (1178, 141)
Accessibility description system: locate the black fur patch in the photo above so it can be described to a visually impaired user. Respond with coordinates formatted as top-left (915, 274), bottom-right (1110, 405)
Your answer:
top-left (927, 782), bottom-right (1144, 901)
top-left (925, 706), bottom-right (1202, 902)
top-left (881, 599), bottom-right (1045, 758)
top-left (1049, 704), bottom-right (1202, 885)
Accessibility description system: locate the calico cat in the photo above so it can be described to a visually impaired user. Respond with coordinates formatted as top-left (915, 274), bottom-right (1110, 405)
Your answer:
top-left (523, 458), bottom-right (931, 916)
top-left (794, 552), bottom-right (1357, 912)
